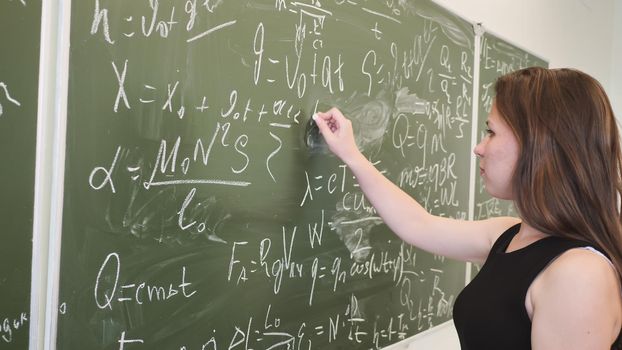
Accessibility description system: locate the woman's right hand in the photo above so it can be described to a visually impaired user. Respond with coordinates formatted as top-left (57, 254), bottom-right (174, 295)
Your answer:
top-left (313, 107), bottom-right (364, 165)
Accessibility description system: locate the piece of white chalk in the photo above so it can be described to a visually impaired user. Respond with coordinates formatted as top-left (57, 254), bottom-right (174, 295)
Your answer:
top-left (312, 113), bottom-right (318, 120)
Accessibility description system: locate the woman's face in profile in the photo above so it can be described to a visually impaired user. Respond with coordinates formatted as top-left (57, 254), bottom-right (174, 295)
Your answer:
top-left (473, 102), bottom-right (520, 200)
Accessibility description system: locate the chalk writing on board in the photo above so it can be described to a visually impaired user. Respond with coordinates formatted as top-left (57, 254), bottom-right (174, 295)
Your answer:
top-left (95, 262), bottom-right (452, 349)
top-left (0, 82), bottom-right (21, 117)
top-left (90, 0), bottom-right (237, 44)
top-left (0, 312), bottom-right (28, 344)
top-left (112, 300), bottom-right (407, 350)
top-left (60, 0), bottom-right (476, 348)
top-left (94, 252), bottom-right (196, 310)
top-left (7, 0), bottom-right (26, 6)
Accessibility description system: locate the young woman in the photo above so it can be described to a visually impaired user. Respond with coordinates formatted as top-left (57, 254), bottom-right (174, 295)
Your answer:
top-left (313, 67), bottom-right (622, 349)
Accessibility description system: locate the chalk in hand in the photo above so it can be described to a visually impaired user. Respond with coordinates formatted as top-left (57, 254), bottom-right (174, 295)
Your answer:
top-left (304, 113), bottom-right (322, 149)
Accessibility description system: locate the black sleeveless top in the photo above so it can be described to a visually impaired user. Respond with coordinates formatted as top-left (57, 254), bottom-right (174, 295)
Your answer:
top-left (453, 224), bottom-right (622, 349)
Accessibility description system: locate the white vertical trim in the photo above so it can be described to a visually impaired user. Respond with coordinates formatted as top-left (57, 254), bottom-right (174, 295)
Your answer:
top-left (44, 0), bottom-right (71, 346)
top-left (465, 23), bottom-right (485, 286)
top-left (29, 0), bottom-right (60, 348)
top-left (29, 0), bottom-right (71, 349)
top-left (465, 262), bottom-right (473, 285)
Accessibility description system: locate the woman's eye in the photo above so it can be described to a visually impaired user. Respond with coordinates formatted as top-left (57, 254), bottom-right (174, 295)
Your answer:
top-left (485, 128), bottom-right (494, 135)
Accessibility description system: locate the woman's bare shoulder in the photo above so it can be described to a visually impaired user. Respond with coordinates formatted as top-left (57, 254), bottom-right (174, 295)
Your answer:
top-left (530, 248), bottom-right (622, 349)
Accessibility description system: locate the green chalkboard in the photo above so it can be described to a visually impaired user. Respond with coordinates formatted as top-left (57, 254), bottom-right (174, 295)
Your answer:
top-left (0, 0), bottom-right (41, 347)
top-left (58, 1), bottom-right (475, 348)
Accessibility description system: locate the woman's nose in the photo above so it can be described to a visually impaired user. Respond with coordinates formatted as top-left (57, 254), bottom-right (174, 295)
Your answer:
top-left (473, 141), bottom-right (484, 158)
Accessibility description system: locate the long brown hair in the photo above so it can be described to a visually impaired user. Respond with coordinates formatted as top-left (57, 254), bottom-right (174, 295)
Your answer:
top-left (495, 67), bottom-right (622, 281)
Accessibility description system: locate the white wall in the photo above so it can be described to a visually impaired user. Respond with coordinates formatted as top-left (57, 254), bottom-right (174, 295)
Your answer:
top-left (435, 0), bottom-right (617, 89)
top-left (434, 0), bottom-right (621, 119)
top-left (384, 1), bottom-right (621, 349)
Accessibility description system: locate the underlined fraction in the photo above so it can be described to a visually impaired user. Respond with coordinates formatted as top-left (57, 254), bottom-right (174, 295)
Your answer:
top-left (140, 132), bottom-right (253, 190)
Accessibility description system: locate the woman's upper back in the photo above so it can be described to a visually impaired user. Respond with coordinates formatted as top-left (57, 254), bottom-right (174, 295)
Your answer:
top-left (528, 242), bottom-right (622, 349)
top-left (453, 223), bottom-right (622, 349)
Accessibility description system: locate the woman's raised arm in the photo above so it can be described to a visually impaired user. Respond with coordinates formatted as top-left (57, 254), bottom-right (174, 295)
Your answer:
top-left (313, 108), bottom-right (518, 263)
